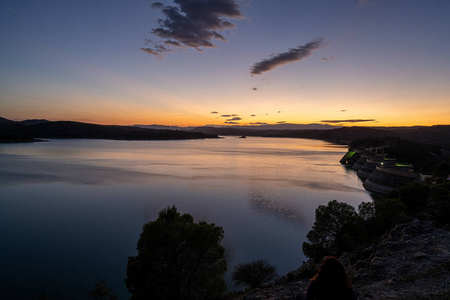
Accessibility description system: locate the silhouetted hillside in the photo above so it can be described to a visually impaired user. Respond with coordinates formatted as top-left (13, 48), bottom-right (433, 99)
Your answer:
top-left (264, 127), bottom-right (396, 142)
top-left (191, 126), bottom-right (264, 137)
top-left (0, 117), bottom-right (16, 124)
top-left (381, 125), bottom-right (450, 147)
top-left (19, 119), bottom-right (49, 126)
top-left (193, 126), bottom-right (396, 144)
top-left (193, 125), bottom-right (450, 147)
top-left (2, 117), bottom-right (449, 147)
top-left (0, 121), bottom-right (35, 142)
top-left (0, 118), bottom-right (218, 142)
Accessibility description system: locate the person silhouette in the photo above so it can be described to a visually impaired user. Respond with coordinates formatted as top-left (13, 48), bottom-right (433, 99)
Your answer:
top-left (306, 256), bottom-right (357, 300)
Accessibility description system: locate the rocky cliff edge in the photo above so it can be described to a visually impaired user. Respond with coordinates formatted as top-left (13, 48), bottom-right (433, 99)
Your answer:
top-left (235, 220), bottom-right (450, 300)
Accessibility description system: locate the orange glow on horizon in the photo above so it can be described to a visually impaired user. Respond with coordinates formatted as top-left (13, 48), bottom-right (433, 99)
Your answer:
top-left (5, 114), bottom-right (446, 128)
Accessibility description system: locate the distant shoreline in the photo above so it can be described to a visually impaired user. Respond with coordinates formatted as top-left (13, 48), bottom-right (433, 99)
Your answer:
top-left (2, 117), bottom-right (449, 148)
top-left (0, 119), bottom-right (219, 143)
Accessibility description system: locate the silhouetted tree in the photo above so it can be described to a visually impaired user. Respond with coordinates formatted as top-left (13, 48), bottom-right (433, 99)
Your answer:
top-left (89, 280), bottom-right (118, 300)
top-left (303, 200), bottom-right (357, 261)
top-left (125, 206), bottom-right (227, 300)
top-left (231, 259), bottom-right (277, 289)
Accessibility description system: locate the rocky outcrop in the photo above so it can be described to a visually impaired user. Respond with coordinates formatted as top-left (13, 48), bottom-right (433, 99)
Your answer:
top-left (233, 220), bottom-right (450, 300)
top-left (343, 220), bottom-right (450, 300)
top-left (233, 278), bottom-right (309, 300)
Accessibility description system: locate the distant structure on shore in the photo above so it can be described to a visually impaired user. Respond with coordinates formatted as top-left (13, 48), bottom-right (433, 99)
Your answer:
top-left (341, 147), bottom-right (421, 195)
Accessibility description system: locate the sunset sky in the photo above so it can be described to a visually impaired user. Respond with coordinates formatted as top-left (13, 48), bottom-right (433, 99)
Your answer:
top-left (1, 0), bottom-right (449, 127)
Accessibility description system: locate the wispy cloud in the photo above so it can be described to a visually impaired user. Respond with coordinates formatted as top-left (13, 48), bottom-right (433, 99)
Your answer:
top-left (220, 114), bottom-right (239, 118)
top-left (227, 117), bottom-right (242, 121)
top-left (250, 38), bottom-right (326, 75)
top-left (141, 42), bottom-right (172, 58)
top-left (322, 56), bottom-right (335, 61)
top-left (211, 111), bottom-right (218, 114)
top-left (320, 119), bottom-right (376, 123)
top-left (142, 0), bottom-right (243, 57)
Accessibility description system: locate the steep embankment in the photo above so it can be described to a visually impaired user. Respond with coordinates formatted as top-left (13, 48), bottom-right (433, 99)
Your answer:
top-left (235, 220), bottom-right (450, 300)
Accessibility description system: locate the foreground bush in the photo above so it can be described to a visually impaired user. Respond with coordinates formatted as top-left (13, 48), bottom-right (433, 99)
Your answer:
top-left (232, 259), bottom-right (277, 289)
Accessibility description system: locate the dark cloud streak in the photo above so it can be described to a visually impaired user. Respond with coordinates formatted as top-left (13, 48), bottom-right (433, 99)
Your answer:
top-left (143, 0), bottom-right (243, 57)
top-left (320, 119), bottom-right (376, 123)
top-left (250, 39), bottom-right (326, 75)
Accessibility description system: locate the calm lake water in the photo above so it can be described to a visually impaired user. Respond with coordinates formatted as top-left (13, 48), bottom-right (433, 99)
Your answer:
top-left (0, 137), bottom-right (371, 299)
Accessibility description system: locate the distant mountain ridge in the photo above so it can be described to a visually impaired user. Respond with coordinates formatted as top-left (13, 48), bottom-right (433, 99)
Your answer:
top-left (133, 124), bottom-right (198, 131)
top-left (19, 119), bottom-right (49, 126)
top-left (2, 117), bottom-right (449, 147)
top-left (134, 123), bottom-right (338, 131)
top-left (0, 118), bottom-right (218, 142)
top-left (189, 125), bottom-right (450, 147)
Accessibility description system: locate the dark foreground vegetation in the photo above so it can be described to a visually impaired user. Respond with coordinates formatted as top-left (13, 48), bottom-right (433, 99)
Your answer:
top-left (0, 117), bottom-right (218, 142)
top-left (303, 181), bottom-right (450, 263)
